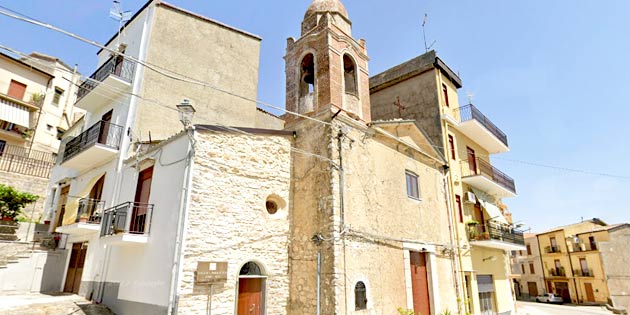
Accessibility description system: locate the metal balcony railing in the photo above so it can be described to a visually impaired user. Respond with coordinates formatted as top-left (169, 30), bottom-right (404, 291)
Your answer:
top-left (461, 157), bottom-right (516, 194)
top-left (467, 220), bottom-right (525, 245)
top-left (574, 269), bottom-right (594, 277)
top-left (61, 120), bottom-right (123, 163)
top-left (100, 202), bottom-right (154, 237)
top-left (545, 246), bottom-right (562, 254)
top-left (0, 143), bottom-right (55, 178)
top-left (572, 242), bottom-right (598, 252)
top-left (457, 104), bottom-right (508, 147)
top-left (549, 267), bottom-right (566, 277)
top-left (75, 198), bottom-right (105, 224)
top-left (76, 55), bottom-right (136, 101)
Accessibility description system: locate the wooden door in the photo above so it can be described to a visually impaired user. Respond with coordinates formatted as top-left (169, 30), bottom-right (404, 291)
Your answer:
top-left (238, 278), bottom-right (263, 315)
top-left (130, 166), bottom-right (153, 234)
top-left (527, 282), bottom-right (538, 297)
top-left (410, 251), bottom-right (431, 315)
top-left (466, 147), bottom-right (477, 175)
top-left (55, 186), bottom-right (70, 228)
top-left (584, 283), bottom-right (595, 302)
top-left (87, 175), bottom-right (105, 219)
top-left (7, 80), bottom-right (27, 100)
top-left (555, 282), bottom-right (570, 302)
top-left (98, 110), bottom-right (113, 145)
top-left (473, 203), bottom-right (485, 233)
top-left (64, 242), bottom-right (88, 293)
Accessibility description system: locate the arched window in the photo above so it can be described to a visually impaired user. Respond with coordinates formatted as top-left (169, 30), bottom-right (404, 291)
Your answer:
top-left (300, 54), bottom-right (315, 97)
top-left (343, 54), bottom-right (357, 95)
top-left (355, 281), bottom-right (367, 310)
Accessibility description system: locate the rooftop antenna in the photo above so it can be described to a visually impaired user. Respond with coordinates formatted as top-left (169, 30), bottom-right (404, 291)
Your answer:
top-left (422, 13), bottom-right (437, 52)
top-left (109, 0), bottom-right (132, 50)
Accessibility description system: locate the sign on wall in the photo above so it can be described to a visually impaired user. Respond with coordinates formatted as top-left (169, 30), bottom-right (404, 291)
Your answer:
top-left (195, 261), bottom-right (228, 285)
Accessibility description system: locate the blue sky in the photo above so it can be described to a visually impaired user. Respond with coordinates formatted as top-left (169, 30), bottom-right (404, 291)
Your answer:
top-left (1, 0), bottom-right (628, 232)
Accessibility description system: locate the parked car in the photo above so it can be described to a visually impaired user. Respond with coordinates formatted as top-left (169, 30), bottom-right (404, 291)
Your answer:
top-left (535, 293), bottom-right (563, 304)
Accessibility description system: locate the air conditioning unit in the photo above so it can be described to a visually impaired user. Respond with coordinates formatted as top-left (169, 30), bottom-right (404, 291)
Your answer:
top-left (464, 192), bottom-right (477, 204)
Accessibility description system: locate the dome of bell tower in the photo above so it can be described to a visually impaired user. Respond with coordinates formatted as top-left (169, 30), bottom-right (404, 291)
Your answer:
top-left (304, 0), bottom-right (349, 20)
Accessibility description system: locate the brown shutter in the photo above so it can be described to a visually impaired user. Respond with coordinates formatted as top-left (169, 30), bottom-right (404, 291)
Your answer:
top-left (7, 80), bottom-right (27, 100)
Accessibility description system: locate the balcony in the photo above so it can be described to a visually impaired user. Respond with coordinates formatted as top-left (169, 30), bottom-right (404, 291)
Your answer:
top-left (60, 120), bottom-right (123, 171)
top-left (55, 198), bottom-right (104, 235)
top-left (0, 144), bottom-right (54, 178)
top-left (468, 220), bottom-right (525, 251)
top-left (574, 269), bottom-right (594, 277)
top-left (571, 242), bottom-right (597, 252)
top-left (545, 246), bottom-right (562, 254)
top-left (443, 104), bottom-right (509, 154)
top-left (460, 157), bottom-right (516, 198)
top-left (549, 267), bottom-right (567, 277)
top-left (75, 55), bottom-right (136, 112)
top-left (100, 202), bottom-right (154, 245)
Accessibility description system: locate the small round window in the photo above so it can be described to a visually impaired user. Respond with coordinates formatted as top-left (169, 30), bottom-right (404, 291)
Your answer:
top-left (265, 194), bottom-right (286, 215)
top-left (266, 200), bottom-right (278, 214)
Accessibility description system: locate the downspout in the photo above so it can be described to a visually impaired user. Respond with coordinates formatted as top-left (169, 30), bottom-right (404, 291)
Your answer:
top-left (536, 234), bottom-right (546, 293)
top-left (333, 112), bottom-right (349, 315)
top-left (441, 165), bottom-right (463, 315)
top-left (28, 77), bottom-right (51, 156)
top-left (566, 239), bottom-right (579, 303)
top-left (168, 128), bottom-right (195, 315)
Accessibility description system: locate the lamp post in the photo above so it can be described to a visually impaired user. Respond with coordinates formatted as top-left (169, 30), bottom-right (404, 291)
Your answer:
top-left (176, 99), bottom-right (196, 129)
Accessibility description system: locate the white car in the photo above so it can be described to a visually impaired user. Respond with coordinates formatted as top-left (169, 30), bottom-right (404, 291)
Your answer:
top-left (535, 293), bottom-right (563, 304)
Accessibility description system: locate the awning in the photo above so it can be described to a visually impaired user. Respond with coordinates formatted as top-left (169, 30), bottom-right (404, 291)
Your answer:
top-left (0, 97), bottom-right (30, 128)
top-left (471, 187), bottom-right (509, 225)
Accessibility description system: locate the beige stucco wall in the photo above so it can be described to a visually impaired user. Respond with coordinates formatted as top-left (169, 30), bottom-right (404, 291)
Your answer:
top-left (177, 131), bottom-right (292, 315)
top-left (137, 4), bottom-right (262, 141)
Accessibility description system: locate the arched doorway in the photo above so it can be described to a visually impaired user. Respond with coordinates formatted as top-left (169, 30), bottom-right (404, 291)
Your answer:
top-left (237, 261), bottom-right (265, 315)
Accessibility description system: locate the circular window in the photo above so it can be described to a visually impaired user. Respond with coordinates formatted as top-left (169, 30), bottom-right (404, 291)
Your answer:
top-left (266, 200), bottom-right (278, 214)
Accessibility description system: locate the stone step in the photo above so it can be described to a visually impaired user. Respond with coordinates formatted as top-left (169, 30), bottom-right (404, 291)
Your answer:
top-left (0, 234), bottom-right (18, 241)
top-left (0, 225), bottom-right (18, 234)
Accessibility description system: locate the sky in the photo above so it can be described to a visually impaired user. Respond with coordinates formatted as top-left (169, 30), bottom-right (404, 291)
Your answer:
top-left (1, 0), bottom-right (628, 232)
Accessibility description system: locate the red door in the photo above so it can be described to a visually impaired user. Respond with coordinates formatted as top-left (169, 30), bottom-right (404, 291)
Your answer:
top-left (130, 166), bottom-right (153, 234)
top-left (238, 278), bottom-right (262, 315)
top-left (410, 252), bottom-right (431, 315)
top-left (467, 147), bottom-right (477, 175)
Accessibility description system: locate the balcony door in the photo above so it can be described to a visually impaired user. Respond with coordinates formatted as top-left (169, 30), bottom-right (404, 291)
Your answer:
top-left (87, 175), bottom-right (105, 220)
top-left (467, 147), bottom-right (477, 174)
top-left (64, 242), bottom-right (87, 294)
top-left (55, 186), bottom-right (70, 228)
top-left (130, 166), bottom-right (153, 234)
top-left (98, 110), bottom-right (112, 145)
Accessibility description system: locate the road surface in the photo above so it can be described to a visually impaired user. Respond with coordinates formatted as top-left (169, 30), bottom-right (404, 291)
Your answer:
top-left (517, 301), bottom-right (615, 315)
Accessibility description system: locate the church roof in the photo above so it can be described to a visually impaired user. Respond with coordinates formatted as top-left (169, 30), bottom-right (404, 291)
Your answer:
top-left (304, 0), bottom-right (349, 20)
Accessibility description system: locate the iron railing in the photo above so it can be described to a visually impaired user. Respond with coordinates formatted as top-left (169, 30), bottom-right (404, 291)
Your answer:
top-left (76, 55), bottom-right (136, 101)
top-left (75, 198), bottom-right (105, 224)
top-left (574, 269), bottom-right (594, 277)
top-left (61, 120), bottom-right (123, 163)
top-left (100, 202), bottom-right (154, 237)
top-left (457, 104), bottom-right (508, 147)
top-left (0, 143), bottom-right (54, 178)
top-left (461, 157), bottom-right (516, 194)
top-left (545, 246), bottom-right (562, 254)
top-left (572, 242), bottom-right (597, 252)
top-left (468, 220), bottom-right (525, 246)
top-left (549, 267), bottom-right (566, 277)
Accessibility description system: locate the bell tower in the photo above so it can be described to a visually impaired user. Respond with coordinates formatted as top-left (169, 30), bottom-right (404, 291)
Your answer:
top-left (285, 0), bottom-right (371, 123)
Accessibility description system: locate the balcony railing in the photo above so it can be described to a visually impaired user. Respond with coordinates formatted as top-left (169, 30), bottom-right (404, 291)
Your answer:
top-left (100, 202), bottom-right (154, 237)
top-left (545, 246), bottom-right (562, 253)
top-left (574, 269), bottom-right (594, 277)
top-left (61, 120), bottom-right (123, 163)
top-left (75, 198), bottom-right (105, 224)
top-left (572, 242), bottom-right (597, 252)
top-left (76, 55), bottom-right (136, 101)
top-left (461, 157), bottom-right (516, 194)
top-left (0, 143), bottom-right (54, 178)
top-left (457, 104), bottom-right (508, 147)
top-left (468, 220), bottom-right (525, 246)
top-left (549, 267), bottom-right (566, 277)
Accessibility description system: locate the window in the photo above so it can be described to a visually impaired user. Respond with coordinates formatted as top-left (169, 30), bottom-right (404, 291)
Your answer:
top-left (588, 236), bottom-right (597, 250)
top-left (521, 264), bottom-right (525, 274)
top-left (355, 281), bottom-right (367, 310)
top-left (405, 171), bottom-right (420, 200)
top-left (442, 83), bottom-right (449, 107)
top-left (580, 258), bottom-right (589, 276)
top-left (550, 237), bottom-right (558, 252)
top-left (8, 80), bottom-right (27, 100)
top-left (448, 135), bottom-right (456, 160)
top-left (526, 244), bottom-right (532, 256)
top-left (455, 195), bottom-right (463, 223)
top-left (53, 87), bottom-right (64, 105)
top-left (529, 263), bottom-right (535, 274)
top-left (343, 54), bottom-right (357, 95)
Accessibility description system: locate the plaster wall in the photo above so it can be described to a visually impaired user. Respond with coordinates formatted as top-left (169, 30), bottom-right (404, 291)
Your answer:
top-left (600, 227), bottom-right (630, 311)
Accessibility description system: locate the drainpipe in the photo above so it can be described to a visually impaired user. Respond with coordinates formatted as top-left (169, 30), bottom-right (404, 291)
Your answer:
top-left (441, 165), bottom-right (463, 315)
top-left (168, 128), bottom-right (195, 315)
top-left (333, 113), bottom-right (349, 315)
top-left (566, 241), bottom-right (579, 303)
top-left (316, 250), bottom-right (321, 315)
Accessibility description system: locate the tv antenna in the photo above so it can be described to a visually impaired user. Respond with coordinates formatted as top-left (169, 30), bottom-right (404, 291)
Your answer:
top-left (109, 0), bottom-right (132, 49)
top-left (422, 13), bottom-right (436, 52)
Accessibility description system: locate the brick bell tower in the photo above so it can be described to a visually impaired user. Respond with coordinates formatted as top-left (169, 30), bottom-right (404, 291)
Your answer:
top-left (285, 0), bottom-right (371, 123)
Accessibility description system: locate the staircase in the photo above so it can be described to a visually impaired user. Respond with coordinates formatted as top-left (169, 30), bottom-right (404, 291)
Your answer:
top-left (0, 241), bottom-right (34, 269)
top-left (0, 221), bottom-right (19, 241)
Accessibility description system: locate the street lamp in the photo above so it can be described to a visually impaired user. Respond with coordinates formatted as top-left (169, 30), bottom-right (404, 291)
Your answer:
top-left (176, 99), bottom-right (196, 128)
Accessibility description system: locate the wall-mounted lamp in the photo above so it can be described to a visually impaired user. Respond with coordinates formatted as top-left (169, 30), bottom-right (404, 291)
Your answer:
top-left (176, 99), bottom-right (196, 128)
top-left (482, 255), bottom-right (497, 262)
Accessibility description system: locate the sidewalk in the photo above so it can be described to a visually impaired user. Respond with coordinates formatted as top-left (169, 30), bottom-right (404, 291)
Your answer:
top-left (0, 292), bottom-right (114, 315)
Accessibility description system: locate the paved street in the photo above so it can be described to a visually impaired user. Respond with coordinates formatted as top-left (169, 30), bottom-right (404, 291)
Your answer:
top-left (518, 301), bottom-right (615, 315)
top-left (0, 292), bottom-right (113, 315)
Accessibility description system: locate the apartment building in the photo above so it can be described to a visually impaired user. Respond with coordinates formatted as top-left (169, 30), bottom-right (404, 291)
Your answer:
top-left (537, 219), bottom-right (628, 306)
top-left (510, 233), bottom-right (545, 300)
top-left (370, 51), bottom-right (524, 315)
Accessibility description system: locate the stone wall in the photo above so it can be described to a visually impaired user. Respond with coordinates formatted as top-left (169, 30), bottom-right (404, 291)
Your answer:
top-left (177, 130), bottom-right (293, 315)
top-left (600, 226), bottom-right (630, 312)
top-left (0, 170), bottom-right (49, 222)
